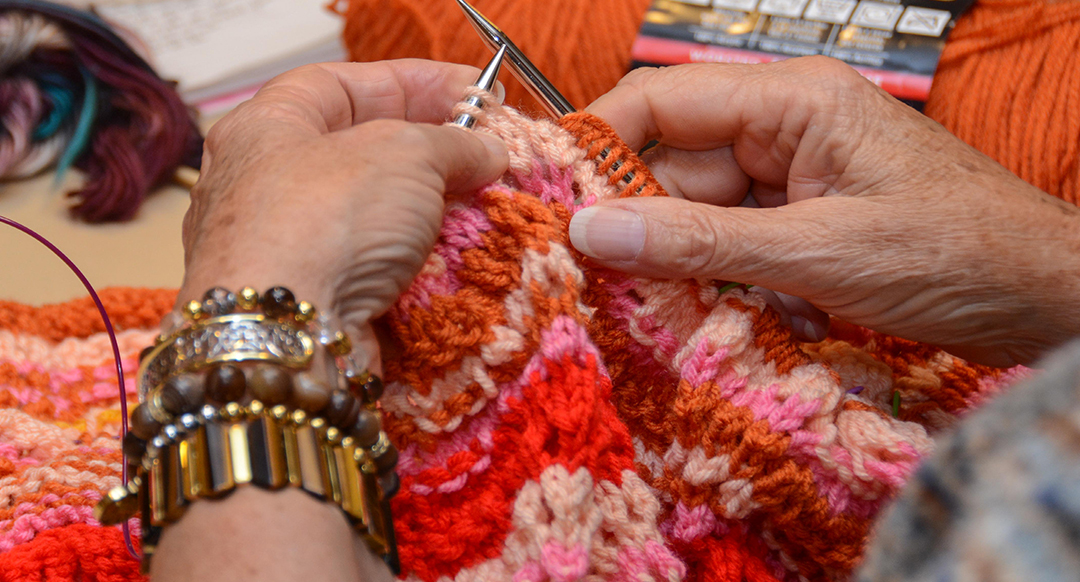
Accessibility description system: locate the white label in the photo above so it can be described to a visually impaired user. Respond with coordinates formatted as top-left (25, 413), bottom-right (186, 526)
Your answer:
top-left (757, 0), bottom-right (811, 18)
top-left (849, 1), bottom-right (904, 30)
top-left (713, 0), bottom-right (760, 11)
top-left (895, 6), bottom-right (951, 36)
top-left (804, 0), bottom-right (857, 24)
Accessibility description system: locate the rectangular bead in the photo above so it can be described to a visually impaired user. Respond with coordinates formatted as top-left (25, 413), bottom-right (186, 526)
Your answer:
top-left (204, 421), bottom-right (235, 495)
top-left (361, 471), bottom-right (387, 553)
top-left (334, 444), bottom-right (365, 525)
top-left (321, 437), bottom-right (340, 504)
top-left (283, 422), bottom-right (303, 487)
top-left (228, 422), bottom-right (252, 485)
top-left (248, 416), bottom-right (288, 488)
top-left (181, 425), bottom-right (210, 500)
top-left (149, 457), bottom-right (167, 526)
top-left (295, 424), bottom-right (325, 498)
top-left (164, 442), bottom-right (186, 522)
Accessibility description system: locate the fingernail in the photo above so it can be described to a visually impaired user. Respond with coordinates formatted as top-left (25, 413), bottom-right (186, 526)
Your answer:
top-left (791, 315), bottom-right (825, 343)
top-left (475, 132), bottom-right (506, 158)
top-left (493, 81), bottom-right (506, 104)
top-left (569, 206), bottom-right (645, 261)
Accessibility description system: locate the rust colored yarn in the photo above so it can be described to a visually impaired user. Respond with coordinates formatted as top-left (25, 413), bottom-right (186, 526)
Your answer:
top-left (925, 0), bottom-right (1080, 205)
top-left (332, 0), bottom-right (652, 113)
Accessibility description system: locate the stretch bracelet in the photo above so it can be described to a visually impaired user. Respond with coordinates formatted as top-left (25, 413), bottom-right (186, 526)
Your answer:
top-left (95, 287), bottom-right (399, 573)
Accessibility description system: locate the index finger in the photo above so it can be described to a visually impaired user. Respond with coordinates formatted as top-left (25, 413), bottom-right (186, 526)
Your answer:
top-left (585, 58), bottom-right (874, 188)
top-left (239, 59), bottom-right (486, 136)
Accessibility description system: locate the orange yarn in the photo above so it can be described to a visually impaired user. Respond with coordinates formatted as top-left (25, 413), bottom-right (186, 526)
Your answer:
top-left (332, 0), bottom-right (653, 114)
top-left (925, 0), bottom-right (1080, 205)
top-left (338, 0), bottom-right (1080, 204)
top-left (0, 287), bottom-right (176, 341)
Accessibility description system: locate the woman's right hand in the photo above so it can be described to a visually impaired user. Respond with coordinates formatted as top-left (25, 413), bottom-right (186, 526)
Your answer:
top-left (570, 57), bottom-right (1080, 367)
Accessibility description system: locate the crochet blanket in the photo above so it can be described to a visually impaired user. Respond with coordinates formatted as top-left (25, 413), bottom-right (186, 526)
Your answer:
top-left (0, 106), bottom-right (1026, 582)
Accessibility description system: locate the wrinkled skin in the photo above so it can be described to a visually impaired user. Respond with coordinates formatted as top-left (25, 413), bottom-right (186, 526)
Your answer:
top-left (572, 57), bottom-right (1080, 367)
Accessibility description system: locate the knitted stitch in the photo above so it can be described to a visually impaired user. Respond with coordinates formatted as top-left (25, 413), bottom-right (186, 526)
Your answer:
top-left (0, 105), bottom-right (1023, 581)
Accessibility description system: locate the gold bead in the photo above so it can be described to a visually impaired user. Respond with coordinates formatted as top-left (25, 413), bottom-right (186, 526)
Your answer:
top-left (328, 331), bottom-right (352, 356)
top-left (325, 427), bottom-right (342, 445)
top-left (249, 400), bottom-right (265, 416)
top-left (237, 287), bottom-right (259, 310)
top-left (183, 300), bottom-right (204, 321)
top-left (291, 409), bottom-right (308, 426)
top-left (295, 301), bottom-right (316, 323)
top-left (271, 404), bottom-right (290, 422)
top-left (93, 484), bottom-right (139, 525)
top-left (222, 402), bottom-right (243, 421)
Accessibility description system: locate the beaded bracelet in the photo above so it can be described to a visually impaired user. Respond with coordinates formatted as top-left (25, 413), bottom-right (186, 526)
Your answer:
top-left (94, 287), bottom-right (399, 573)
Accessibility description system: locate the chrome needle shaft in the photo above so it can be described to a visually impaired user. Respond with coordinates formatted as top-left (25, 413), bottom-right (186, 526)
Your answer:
top-left (451, 44), bottom-right (507, 129)
top-left (455, 0), bottom-right (575, 118)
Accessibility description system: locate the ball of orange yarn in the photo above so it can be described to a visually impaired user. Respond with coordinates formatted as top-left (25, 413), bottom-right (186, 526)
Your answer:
top-left (925, 0), bottom-right (1080, 206)
top-left (332, 0), bottom-right (652, 114)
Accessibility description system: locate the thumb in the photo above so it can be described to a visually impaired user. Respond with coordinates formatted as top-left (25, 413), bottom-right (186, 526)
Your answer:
top-left (416, 125), bottom-right (510, 194)
top-left (567, 197), bottom-right (826, 293)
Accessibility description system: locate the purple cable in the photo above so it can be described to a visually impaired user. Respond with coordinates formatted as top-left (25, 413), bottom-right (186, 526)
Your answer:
top-left (0, 214), bottom-right (140, 560)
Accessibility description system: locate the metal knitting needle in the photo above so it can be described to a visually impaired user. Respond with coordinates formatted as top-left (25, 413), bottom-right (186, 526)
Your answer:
top-left (451, 44), bottom-right (507, 128)
top-left (455, 0), bottom-right (642, 191)
top-left (455, 0), bottom-right (575, 118)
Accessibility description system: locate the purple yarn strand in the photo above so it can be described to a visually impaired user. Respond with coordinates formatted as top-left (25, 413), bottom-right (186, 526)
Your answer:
top-left (0, 214), bottom-right (139, 561)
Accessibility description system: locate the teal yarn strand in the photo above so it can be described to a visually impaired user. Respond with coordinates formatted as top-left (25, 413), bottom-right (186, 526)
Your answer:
top-left (53, 63), bottom-right (95, 182)
top-left (31, 73), bottom-right (75, 140)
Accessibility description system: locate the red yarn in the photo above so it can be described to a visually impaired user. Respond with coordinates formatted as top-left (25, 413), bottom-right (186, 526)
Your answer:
top-left (0, 525), bottom-right (144, 582)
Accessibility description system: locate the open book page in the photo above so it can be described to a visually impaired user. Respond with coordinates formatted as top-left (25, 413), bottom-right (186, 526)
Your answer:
top-left (94, 0), bottom-right (344, 99)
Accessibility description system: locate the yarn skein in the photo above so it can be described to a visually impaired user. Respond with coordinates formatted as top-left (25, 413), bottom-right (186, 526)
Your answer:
top-left (924, 0), bottom-right (1080, 206)
top-left (0, 1), bottom-right (201, 222)
top-left (337, 0), bottom-right (1080, 206)
top-left (332, 0), bottom-right (653, 114)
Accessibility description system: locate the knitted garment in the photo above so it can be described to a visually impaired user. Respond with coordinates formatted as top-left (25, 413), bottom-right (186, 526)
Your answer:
top-left (0, 109), bottom-right (1027, 581)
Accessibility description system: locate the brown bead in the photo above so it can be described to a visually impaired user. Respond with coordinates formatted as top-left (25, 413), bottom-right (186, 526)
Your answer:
top-left (349, 409), bottom-right (381, 447)
top-left (364, 375), bottom-right (385, 402)
top-left (261, 286), bottom-right (296, 318)
top-left (291, 372), bottom-right (331, 413)
top-left (378, 472), bottom-right (400, 499)
top-left (159, 374), bottom-right (205, 415)
top-left (139, 345), bottom-right (155, 364)
top-left (122, 432), bottom-right (146, 461)
top-left (202, 287), bottom-right (237, 316)
top-left (374, 443), bottom-right (398, 473)
top-left (130, 404), bottom-right (161, 440)
top-left (249, 364), bottom-right (293, 405)
top-left (205, 364), bottom-right (246, 403)
top-left (324, 390), bottom-right (360, 429)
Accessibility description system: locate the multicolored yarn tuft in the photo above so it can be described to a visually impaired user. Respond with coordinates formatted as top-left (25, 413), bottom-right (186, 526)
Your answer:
top-left (0, 106), bottom-right (1027, 581)
top-left (0, 1), bottom-right (201, 222)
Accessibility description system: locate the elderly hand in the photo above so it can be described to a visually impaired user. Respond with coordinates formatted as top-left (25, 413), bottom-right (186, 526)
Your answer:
top-left (570, 57), bottom-right (1080, 368)
top-left (158, 60), bottom-right (508, 582)
top-left (180, 60), bottom-right (507, 344)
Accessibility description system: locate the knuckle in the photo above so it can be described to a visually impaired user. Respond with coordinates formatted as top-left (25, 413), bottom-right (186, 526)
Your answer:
top-left (657, 207), bottom-right (728, 276)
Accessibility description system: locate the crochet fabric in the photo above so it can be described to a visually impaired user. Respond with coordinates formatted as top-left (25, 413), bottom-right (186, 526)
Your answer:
top-left (0, 107), bottom-right (1026, 582)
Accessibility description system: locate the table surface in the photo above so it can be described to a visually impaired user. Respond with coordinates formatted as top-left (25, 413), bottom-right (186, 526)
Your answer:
top-left (0, 172), bottom-right (190, 306)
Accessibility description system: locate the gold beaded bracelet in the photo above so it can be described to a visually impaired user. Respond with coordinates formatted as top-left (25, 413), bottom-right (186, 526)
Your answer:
top-left (96, 400), bottom-right (397, 572)
top-left (94, 287), bottom-right (399, 574)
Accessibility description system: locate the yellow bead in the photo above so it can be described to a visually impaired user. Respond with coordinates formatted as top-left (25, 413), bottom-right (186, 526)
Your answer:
top-left (237, 287), bottom-right (259, 310)
top-left (328, 331), bottom-right (352, 356)
top-left (296, 301), bottom-right (316, 323)
top-left (183, 300), bottom-right (204, 321)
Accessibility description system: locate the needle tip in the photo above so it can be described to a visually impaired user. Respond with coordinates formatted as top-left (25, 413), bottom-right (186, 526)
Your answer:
top-left (476, 45), bottom-right (507, 92)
